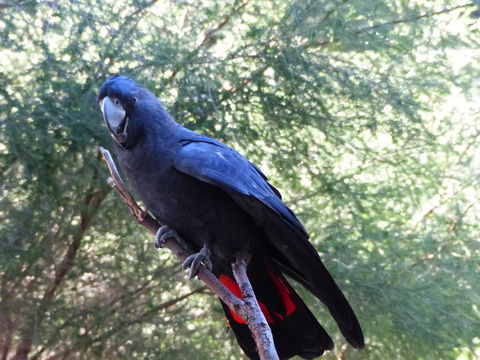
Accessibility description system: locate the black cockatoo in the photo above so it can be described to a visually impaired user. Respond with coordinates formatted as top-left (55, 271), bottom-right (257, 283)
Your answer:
top-left (98, 75), bottom-right (364, 359)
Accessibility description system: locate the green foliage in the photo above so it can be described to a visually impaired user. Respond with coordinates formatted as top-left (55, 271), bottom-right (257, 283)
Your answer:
top-left (0, 0), bottom-right (479, 359)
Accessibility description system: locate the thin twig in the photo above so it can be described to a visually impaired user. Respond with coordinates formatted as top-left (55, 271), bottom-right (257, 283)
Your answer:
top-left (336, 342), bottom-right (348, 360)
top-left (305, 2), bottom-right (475, 48)
top-left (169, 0), bottom-right (250, 81)
top-left (39, 287), bottom-right (206, 360)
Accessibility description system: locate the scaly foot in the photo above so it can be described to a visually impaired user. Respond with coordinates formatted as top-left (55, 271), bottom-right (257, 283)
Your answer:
top-left (182, 245), bottom-right (212, 278)
top-left (155, 225), bottom-right (181, 249)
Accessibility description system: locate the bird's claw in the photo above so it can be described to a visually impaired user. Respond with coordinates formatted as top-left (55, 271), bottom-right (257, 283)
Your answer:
top-left (155, 225), bottom-right (180, 249)
top-left (182, 246), bottom-right (212, 278)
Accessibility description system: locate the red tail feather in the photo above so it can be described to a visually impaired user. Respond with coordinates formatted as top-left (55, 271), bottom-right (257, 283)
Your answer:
top-left (267, 269), bottom-right (296, 317)
top-left (219, 274), bottom-right (275, 324)
top-left (219, 271), bottom-right (298, 325)
top-left (218, 264), bottom-right (333, 360)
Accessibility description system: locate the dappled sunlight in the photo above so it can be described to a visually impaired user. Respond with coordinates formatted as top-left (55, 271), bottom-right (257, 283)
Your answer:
top-left (0, 0), bottom-right (479, 359)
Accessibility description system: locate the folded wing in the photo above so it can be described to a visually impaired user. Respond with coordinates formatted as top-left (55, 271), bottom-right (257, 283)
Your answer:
top-left (173, 137), bottom-right (364, 349)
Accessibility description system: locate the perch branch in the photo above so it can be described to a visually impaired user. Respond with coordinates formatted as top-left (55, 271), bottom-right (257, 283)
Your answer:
top-left (233, 257), bottom-right (279, 360)
top-left (98, 146), bottom-right (278, 360)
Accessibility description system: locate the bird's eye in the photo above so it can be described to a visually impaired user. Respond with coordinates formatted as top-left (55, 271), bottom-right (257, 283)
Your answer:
top-left (133, 97), bottom-right (137, 103)
top-left (115, 99), bottom-right (120, 105)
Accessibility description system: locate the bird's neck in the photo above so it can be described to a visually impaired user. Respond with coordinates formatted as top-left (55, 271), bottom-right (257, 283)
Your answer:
top-left (149, 111), bottom-right (183, 142)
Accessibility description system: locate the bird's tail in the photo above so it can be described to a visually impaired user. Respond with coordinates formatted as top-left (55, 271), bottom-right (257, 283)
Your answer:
top-left (217, 256), bottom-right (333, 360)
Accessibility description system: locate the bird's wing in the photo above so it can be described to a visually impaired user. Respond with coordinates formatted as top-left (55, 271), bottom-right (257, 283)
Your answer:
top-left (173, 138), bottom-right (364, 349)
top-left (173, 138), bottom-right (307, 237)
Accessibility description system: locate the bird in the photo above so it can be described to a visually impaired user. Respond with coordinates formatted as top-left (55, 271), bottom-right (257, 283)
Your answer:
top-left (98, 75), bottom-right (364, 359)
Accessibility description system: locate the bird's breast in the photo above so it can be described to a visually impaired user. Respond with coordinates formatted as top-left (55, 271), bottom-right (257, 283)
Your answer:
top-left (116, 145), bottom-right (257, 260)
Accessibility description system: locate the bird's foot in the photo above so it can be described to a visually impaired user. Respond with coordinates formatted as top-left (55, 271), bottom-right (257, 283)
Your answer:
top-left (155, 225), bottom-right (181, 249)
top-left (182, 245), bottom-right (212, 278)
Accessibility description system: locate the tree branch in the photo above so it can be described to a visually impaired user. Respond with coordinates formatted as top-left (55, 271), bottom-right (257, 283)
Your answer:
top-left (11, 167), bottom-right (109, 360)
top-left (39, 287), bottom-right (208, 360)
top-left (0, 314), bottom-right (13, 360)
top-left (169, 0), bottom-right (250, 81)
top-left (305, 2), bottom-right (476, 48)
top-left (232, 257), bottom-right (279, 360)
top-left (336, 342), bottom-right (349, 360)
top-left (98, 146), bottom-right (279, 360)
top-left (198, 0), bottom-right (249, 48)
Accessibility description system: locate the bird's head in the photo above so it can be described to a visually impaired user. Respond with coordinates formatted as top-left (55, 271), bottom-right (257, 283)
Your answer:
top-left (97, 75), bottom-right (147, 148)
top-left (98, 75), bottom-right (179, 149)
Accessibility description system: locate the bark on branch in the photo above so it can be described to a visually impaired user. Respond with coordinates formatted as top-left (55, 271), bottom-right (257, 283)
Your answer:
top-left (98, 146), bottom-right (279, 360)
top-left (232, 257), bottom-right (278, 359)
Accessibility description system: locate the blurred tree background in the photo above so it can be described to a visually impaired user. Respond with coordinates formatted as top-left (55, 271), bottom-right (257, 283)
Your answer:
top-left (0, 0), bottom-right (479, 359)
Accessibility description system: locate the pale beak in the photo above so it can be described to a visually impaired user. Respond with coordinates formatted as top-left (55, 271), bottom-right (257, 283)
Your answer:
top-left (100, 96), bottom-right (128, 144)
